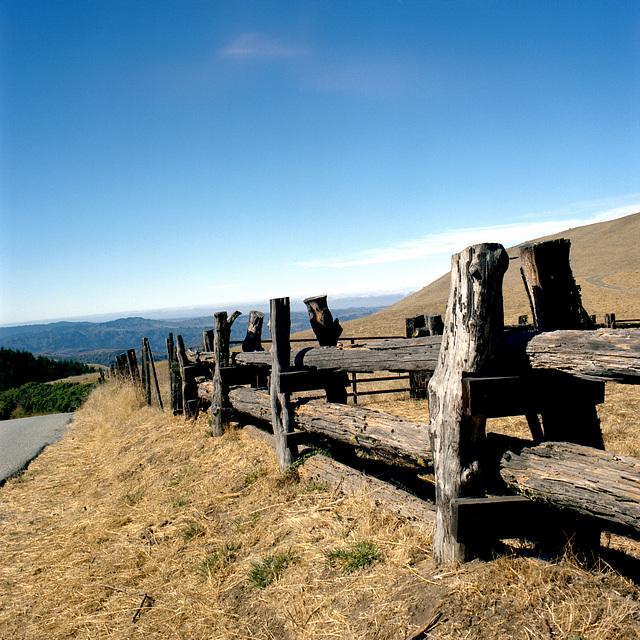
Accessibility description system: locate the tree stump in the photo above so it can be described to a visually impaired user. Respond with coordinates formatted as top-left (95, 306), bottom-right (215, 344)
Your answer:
top-left (428, 243), bottom-right (509, 564)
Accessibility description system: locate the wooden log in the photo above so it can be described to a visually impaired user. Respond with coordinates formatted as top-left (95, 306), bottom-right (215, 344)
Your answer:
top-left (144, 338), bottom-right (163, 410)
top-left (518, 239), bottom-right (595, 332)
top-left (176, 334), bottom-right (198, 419)
top-left (428, 242), bottom-right (509, 564)
top-left (234, 335), bottom-right (443, 373)
top-left (227, 386), bottom-right (431, 462)
top-left (501, 442), bottom-right (640, 540)
top-left (242, 310), bottom-right (265, 352)
top-left (526, 328), bottom-right (640, 381)
top-left (270, 298), bottom-right (297, 470)
top-left (298, 454), bottom-right (435, 534)
top-left (126, 349), bottom-right (140, 384)
top-left (166, 333), bottom-right (183, 415)
top-left (605, 313), bottom-right (616, 328)
top-left (211, 311), bottom-right (241, 436)
top-left (303, 295), bottom-right (343, 346)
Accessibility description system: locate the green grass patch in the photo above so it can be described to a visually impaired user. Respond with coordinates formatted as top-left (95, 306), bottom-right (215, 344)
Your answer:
top-left (248, 548), bottom-right (297, 588)
top-left (324, 540), bottom-right (380, 573)
top-left (199, 542), bottom-right (241, 578)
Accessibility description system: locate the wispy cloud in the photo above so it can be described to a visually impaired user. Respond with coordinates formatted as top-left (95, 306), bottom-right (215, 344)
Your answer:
top-left (220, 32), bottom-right (307, 59)
top-left (298, 204), bottom-right (640, 269)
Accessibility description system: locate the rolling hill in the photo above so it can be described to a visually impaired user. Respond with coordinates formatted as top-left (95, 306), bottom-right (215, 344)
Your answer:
top-left (333, 211), bottom-right (640, 338)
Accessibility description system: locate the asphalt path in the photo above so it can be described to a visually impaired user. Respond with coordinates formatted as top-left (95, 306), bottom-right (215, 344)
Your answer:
top-left (0, 413), bottom-right (73, 484)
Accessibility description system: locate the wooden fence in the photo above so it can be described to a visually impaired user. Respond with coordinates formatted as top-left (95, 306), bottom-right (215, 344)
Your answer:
top-left (111, 238), bottom-right (640, 566)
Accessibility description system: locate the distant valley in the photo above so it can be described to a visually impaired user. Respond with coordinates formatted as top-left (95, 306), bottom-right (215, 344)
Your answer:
top-left (0, 306), bottom-right (391, 366)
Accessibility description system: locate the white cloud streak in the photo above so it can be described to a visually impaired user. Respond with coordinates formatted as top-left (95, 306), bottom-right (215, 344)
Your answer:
top-left (220, 32), bottom-right (306, 58)
top-left (297, 204), bottom-right (640, 270)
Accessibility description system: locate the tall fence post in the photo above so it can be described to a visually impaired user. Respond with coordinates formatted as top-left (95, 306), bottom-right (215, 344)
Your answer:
top-left (242, 310), bottom-right (265, 352)
top-left (144, 338), bottom-right (163, 410)
top-left (211, 310), bottom-right (241, 436)
top-left (428, 243), bottom-right (509, 564)
top-left (126, 349), bottom-right (140, 384)
top-left (270, 297), bottom-right (297, 470)
top-left (166, 333), bottom-right (183, 415)
top-left (176, 334), bottom-right (198, 419)
top-left (406, 314), bottom-right (443, 399)
top-left (519, 238), bottom-right (604, 555)
top-left (304, 295), bottom-right (348, 403)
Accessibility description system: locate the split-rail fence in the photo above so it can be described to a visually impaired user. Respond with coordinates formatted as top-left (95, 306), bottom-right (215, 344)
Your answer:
top-left (111, 237), bottom-right (640, 565)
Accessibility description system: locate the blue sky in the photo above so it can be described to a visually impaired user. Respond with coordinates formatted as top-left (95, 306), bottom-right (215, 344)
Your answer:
top-left (1, 0), bottom-right (639, 325)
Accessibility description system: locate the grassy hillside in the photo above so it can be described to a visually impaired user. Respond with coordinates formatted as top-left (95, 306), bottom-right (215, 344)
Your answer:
top-left (331, 211), bottom-right (640, 338)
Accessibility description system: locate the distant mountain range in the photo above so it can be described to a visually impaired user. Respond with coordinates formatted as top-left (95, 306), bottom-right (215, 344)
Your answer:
top-left (0, 306), bottom-right (392, 366)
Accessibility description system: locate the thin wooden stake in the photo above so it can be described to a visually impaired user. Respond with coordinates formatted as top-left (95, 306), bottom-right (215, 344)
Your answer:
top-left (141, 340), bottom-right (151, 405)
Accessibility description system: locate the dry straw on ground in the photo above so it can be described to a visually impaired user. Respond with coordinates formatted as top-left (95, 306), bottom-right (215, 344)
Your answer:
top-left (2, 375), bottom-right (640, 638)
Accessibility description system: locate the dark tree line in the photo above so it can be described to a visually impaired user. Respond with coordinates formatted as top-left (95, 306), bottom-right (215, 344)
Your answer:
top-left (0, 348), bottom-right (97, 392)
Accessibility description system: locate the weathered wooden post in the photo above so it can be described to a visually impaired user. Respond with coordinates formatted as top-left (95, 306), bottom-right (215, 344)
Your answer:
top-left (304, 295), bottom-right (348, 403)
top-left (518, 239), bottom-right (603, 447)
top-left (211, 310), bottom-right (242, 436)
top-left (518, 238), bottom-right (604, 555)
top-left (126, 349), bottom-right (140, 384)
top-left (176, 334), bottom-right (198, 419)
top-left (428, 243), bottom-right (509, 564)
top-left (519, 238), bottom-right (595, 332)
top-left (166, 333), bottom-right (183, 415)
top-left (203, 329), bottom-right (214, 352)
top-left (406, 314), bottom-right (443, 399)
top-left (270, 297), bottom-right (297, 470)
top-left (605, 313), bottom-right (616, 328)
top-left (144, 338), bottom-right (163, 410)
top-left (303, 295), bottom-right (343, 346)
top-left (425, 313), bottom-right (444, 335)
top-left (140, 341), bottom-right (151, 404)
top-left (242, 310), bottom-right (265, 352)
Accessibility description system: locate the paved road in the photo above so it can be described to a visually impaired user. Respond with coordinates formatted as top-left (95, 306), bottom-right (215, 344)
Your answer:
top-left (0, 413), bottom-right (73, 484)
top-left (585, 274), bottom-right (640, 293)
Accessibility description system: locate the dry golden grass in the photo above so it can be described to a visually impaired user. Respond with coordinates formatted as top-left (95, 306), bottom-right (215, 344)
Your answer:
top-left (2, 373), bottom-right (640, 638)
